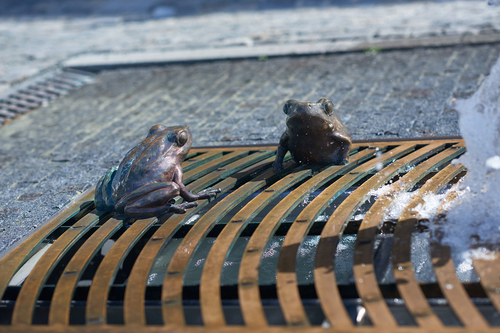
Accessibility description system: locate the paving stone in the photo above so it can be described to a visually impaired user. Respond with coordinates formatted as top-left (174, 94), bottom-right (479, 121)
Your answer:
top-left (0, 43), bottom-right (500, 253)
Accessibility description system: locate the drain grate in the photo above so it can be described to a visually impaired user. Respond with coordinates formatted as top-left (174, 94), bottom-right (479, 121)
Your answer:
top-left (0, 70), bottom-right (94, 125)
top-left (1, 138), bottom-right (499, 331)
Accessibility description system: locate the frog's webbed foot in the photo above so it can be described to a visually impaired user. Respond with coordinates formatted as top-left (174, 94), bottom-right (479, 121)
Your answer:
top-left (170, 202), bottom-right (198, 214)
top-left (196, 188), bottom-right (222, 202)
top-left (272, 161), bottom-right (284, 172)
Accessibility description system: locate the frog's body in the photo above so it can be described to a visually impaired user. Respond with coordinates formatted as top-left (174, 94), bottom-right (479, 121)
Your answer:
top-left (95, 124), bottom-right (219, 218)
top-left (273, 98), bottom-right (352, 171)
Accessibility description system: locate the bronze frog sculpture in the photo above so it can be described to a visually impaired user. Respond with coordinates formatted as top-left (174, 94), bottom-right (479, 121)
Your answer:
top-left (95, 124), bottom-right (220, 219)
top-left (273, 98), bottom-right (352, 171)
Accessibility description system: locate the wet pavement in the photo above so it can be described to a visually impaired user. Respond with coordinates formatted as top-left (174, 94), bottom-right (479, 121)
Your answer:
top-left (1, 42), bottom-right (499, 253)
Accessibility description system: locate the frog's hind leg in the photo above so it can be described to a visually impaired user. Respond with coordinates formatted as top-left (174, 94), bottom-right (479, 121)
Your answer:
top-left (95, 167), bottom-right (118, 212)
top-left (116, 182), bottom-right (187, 218)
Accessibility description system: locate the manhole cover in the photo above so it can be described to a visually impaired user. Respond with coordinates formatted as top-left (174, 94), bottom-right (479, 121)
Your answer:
top-left (2, 137), bottom-right (497, 331)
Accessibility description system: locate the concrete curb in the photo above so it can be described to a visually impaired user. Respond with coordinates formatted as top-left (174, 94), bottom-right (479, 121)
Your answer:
top-left (64, 33), bottom-right (500, 71)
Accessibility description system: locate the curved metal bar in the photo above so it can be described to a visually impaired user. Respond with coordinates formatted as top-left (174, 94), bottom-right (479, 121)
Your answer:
top-left (125, 151), bottom-right (274, 325)
top-left (276, 146), bottom-right (408, 326)
top-left (313, 141), bottom-right (450, 327)
top-left (392, 163), bottom-right (465, 328)
top-left (199, 160), bottom-right (302, 327)
top-left (11, 210), bottom-right (109, 325)
top-left (238, 148), bottom-right (379, 327)
top-left (49, 218), bottom-right (122, 325)
top-left (429, 166), bottom-right (489, 328)
top-left (0, 190), bottom-right (94, 302)
top-left (352, 143), bottom-right (465, 328)
top-left (161, 152), bottom-right (276, 326)
top-left (86, 217), bottom-right (157, 325)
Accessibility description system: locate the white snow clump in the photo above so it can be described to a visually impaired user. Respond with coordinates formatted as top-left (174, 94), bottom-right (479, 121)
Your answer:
top-left (435, 54), bottom-right (500, 261)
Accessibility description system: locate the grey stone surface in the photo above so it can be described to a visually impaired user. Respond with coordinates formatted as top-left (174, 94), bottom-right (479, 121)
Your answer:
top-left (1, 0), bottom-right (499, 89)
top-left (0, 43), bottom-right (499, 253)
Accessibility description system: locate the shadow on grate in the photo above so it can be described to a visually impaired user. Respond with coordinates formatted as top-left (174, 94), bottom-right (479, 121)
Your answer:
top-left (2, 138), bottom-right (500, 332)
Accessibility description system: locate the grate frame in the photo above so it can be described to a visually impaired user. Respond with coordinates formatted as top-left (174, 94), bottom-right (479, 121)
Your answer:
top-left (2, 138), bottom-right (500, 332)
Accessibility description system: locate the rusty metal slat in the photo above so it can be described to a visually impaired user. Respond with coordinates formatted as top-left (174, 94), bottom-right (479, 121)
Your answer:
top-left (435, 182), bottom-right (462, 217)
top-left (123, 166), bottom-right (245, 325)
top-left (392, 164), bottom-right (465, 328)
top-left (0, 108), bottom-right (16, 118)
top-left (11, 210), bottom-right (109, 326)
top-left (126, 152), bottom-right (277, 325)
top-left (183, 151), bottom-right (275, 194)
top-left (182, 151), bottom-right (223, 172)
top-left (353, 144), bottom-right (465, 328)
top-left (313, 142), bottom-right (444, 327)
top-left (276, 144), bottom-right (431, 326)
top-left (0, 190), bottom-right (95, 303)
top-left (427, 167), bottom-right (489, 329)
top-left (2, 326), bottom-right (498, 333)
top-left (200, 161), bottom-right (303, 327)
top-left (198, 166), bottom-right (297, 327)
top-left (86, 218), bottom-right (157, 325)
top-left (0, 102), bottom-right (30, 113)
top-left (10, 93), bottom-right (48, 104)
top-left (432, 245), bottom-right (489, 328)
top-left (466, 171), bottom-right (500, 315)
top-left (1, 97), bottom-right (40, 108)
top-left (474, 255), bottom-right (500, 316)
top-left (20, 88), bottom-right (58, 99)
top-left (237, 149), bottom-right (380, 327)
top-left (49, 218), bottom-right (123, 325)
top-left (162, 153), bottom-right (280, 326)
top-left (274, 148), bottom-right (396, 326)
top-left (44, 79), bottom-right (74, 90)
top-left (183, 151), bottom-right (250, 183)
top-left (60, 71), bottom-right (94, 81)
top-left (313, 143), bottom-right (446, 327)
top-left (31, 84), bottom-right (66, 95)
top-left (50, 76), bottom-right (83, 86)
top-left (124, 208), bottom-right (206, 325)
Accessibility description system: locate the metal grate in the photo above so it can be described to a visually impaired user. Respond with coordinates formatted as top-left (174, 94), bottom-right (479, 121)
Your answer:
top-left (0, 70), bottom-right (94, 125)
top-left (2, 138), bottom-right (499, 332)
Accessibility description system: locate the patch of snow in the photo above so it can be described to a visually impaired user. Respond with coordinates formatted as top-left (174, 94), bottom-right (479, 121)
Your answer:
top-left (413, 192), bottom-right (446, 220)
top-left (485, 155), bottom-right (500, 169)
top-left (368, 184), bottom-right (416, 221)
top-left (433, 54), bottom-right (500, 261)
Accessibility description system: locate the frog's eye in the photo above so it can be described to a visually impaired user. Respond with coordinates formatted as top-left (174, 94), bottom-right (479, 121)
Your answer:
top-left (318, 98), bottom-right (334, 116)
top-left (283, 99), bottom-right (297, 115)
top-left (177, 131), bottom-right (188, 146)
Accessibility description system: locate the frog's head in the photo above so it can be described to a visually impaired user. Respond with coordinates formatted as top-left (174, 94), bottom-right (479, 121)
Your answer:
top-left (165, 125), bottom-right (192, 161)
top-left (283, 98), bottom-right (336, 132)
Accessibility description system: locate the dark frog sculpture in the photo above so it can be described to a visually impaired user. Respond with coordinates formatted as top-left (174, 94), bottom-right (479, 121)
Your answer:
top-left (95, 124), bottom-right (220, 219)
top-left (273, 98), bottom-right (352, 171)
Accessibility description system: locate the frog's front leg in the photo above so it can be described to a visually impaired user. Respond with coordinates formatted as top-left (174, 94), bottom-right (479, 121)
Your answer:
top-left (273, 132), bottom-right (289, 172)
top-left (115, 182), bottom-right (194, 218)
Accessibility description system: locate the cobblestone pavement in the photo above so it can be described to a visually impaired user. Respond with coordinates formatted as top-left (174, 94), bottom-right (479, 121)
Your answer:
top-left (1, 0), bottom-right (499, 93)
top-left (0, 43), bottom-right (499, 253)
